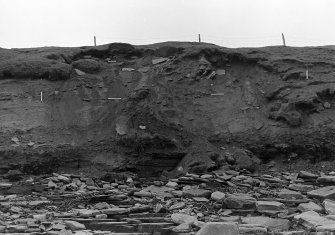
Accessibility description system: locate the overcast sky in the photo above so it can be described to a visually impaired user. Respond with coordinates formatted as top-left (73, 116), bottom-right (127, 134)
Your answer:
top-left (0, 0), bottom-right (334, 48)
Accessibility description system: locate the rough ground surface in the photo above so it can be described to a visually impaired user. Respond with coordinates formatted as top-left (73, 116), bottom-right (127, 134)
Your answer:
top-left (1, 169), bottom-right (335, 234)
top-left (2, 41), bottom-right (335, 233)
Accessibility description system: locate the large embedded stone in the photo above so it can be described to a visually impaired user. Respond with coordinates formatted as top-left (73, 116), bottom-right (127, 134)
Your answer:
top-left (224, 194), bottom-right (256, 210)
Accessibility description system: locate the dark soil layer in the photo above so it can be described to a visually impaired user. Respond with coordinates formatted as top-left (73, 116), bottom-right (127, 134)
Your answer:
top-left (1, 42), bottom-right (335, 177)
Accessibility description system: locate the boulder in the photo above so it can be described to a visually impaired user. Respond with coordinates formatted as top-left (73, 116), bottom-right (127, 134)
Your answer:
top-left (230, 148), bottom-right (261, 172)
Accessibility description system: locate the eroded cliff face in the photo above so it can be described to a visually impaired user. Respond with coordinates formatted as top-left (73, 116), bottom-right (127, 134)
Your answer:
top-left (1, 42), bottom-right (335, 177)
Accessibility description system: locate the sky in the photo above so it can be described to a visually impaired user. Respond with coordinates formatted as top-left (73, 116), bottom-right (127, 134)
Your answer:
top-left (0, 0), bottom-right (334, 48)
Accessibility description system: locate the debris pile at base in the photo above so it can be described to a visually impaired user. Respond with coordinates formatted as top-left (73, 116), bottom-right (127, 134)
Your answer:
top-left (1, 168), bottom-right (335, 234)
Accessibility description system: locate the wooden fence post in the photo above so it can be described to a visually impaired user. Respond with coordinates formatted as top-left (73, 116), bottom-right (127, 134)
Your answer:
top-left (282, 33), bottom-right (286, 47)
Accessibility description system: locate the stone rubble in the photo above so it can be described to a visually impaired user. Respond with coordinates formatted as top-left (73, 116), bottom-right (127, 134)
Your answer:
top-left (1, 169), bottom-right (335, 234)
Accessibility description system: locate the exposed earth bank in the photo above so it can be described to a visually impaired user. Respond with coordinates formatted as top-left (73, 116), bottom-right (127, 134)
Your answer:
top-left (1, 42), bottom-right (335, 177)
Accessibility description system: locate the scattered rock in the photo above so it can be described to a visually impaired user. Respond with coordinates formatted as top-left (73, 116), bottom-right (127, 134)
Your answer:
top-left (196, 222), bottom-right (238, 235)
top-left (297, 201), bottom-right (323, 212)
top-left (64, 221), bottom-right (86, 231)
top-left (278, 188), bottom-right (303, 199)
top-left (257, 201), bottom-right (285, 214)
top-left (122, 68), bottom-right (135, 71)
top-left (172, 223), bottom-right (191, 233)
top-left (11, 137), bottom-right (20, 144)
top-left (166, 181), bottom-right (178, 188)
top-left (58, 175), bottom-right (71, 183)
top-left (324, 199), bottom-right (335, 214)
top-left (211, 191), bottom-right (226, 201)
top-left (169, 202), bottom-right (186, 211)
top-left (294, 211), bottom-right (331, 229)
top-left (224, 194), bottom-right (257, 210)
top-left (239, 224), bottom-right (267, 234)
top-left (152, 57), bottom-right (168, 65)
top-left (183, 188), bottom-right (211, 198)
top-left (74, 68), bottom-right (86, 76)
top-left (307, 186), bottom-right (335, 200)
top-left (298, 171), bottom-right (318, 179)
top-left (242, 216), bottom-right (290, 232)
top-left (171, 213), bottom-right (197, 225)
top-left (317, 176), bottom-right (335, 184)
top-left (0, 182), bottom-right (12, 188)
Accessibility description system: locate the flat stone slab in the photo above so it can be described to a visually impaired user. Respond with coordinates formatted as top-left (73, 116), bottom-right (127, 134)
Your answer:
top-left (152, 58), bottom-right (168, 65)
top-left (171, 213), bottom-right (197, 225)
top-left (324, 199), bottom-right (335, 215)
top-left (102, 208), bottom-right (129, 215)
top-left (294, 211), bottom-right (333, 229)
top-left (238, 224), bottom-right (267, 234)
top-left (0, 183), bottom-right (12, 189)
top-left (299, 171), bottom-right (319, 179)
top-left (211, 191), bottom-right (226, 201)
top-left (183, 188), bottom-right (211, 198)
top-left (241, 216), bottom-right (290, 232)
top-left (257, 201), bottom-right (285, 214)
top-left (317, 176), bottom-right (335, 184)
top-left (297, 201), bottom-right (323, 213)
top-left (196, 222), bottom-right (238, 235)
top-left (307, 186), bottom-right (335, 200)
top-left (224, 194), bottom-right (256, 210)
top-left (278, 188), bottom-right (303, 200)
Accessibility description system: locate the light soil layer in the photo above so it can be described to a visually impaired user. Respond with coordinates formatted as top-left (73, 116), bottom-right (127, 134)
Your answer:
top-left (1, 42), bottom-right (335, 176)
